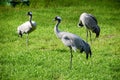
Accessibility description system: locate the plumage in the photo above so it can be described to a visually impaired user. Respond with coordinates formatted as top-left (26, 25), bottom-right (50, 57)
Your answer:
top-left (17, 11), bottom-right (36, 45)
top-left (78, 12), bottom-right (100, 42)
top-left (54, 16), bottom-right (92, 69)
top-left (17, 21), bottom-right (36, 35)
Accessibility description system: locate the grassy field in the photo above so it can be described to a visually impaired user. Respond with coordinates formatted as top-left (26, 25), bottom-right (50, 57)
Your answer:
top-left (0, 0), bottom-right (120, 80)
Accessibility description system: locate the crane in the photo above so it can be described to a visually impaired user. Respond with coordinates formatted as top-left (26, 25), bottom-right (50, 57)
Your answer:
top-left (54, 16), bottom-right (92, 69)
top-left (78, 12), bottom-right (100, 42)
top-left (17, 11), bottom-right (36, 46)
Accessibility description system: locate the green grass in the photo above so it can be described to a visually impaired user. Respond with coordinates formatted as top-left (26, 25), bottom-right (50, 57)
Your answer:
top-left (0, 0), bottom-right (120, 80)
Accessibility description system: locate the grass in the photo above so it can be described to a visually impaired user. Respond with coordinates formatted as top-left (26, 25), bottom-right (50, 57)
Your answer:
top-left (0, 0), bottom-right (120, 80)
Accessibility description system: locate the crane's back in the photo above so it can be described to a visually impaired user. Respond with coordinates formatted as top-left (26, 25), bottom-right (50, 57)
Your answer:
top-left (80, 13), bottom-right (97, 30)
top-left (59, 32), bottom-right (85, 51)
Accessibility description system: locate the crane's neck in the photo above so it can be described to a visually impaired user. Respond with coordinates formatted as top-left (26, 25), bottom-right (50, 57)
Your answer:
top-left (54, 21), bottom-right (61, 38)
top-left (29, 15), bottom-right (33, 26)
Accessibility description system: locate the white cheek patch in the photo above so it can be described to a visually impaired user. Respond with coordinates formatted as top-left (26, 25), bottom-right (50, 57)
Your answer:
top-left (57, 16), bottom-right (61, 20)
top-left (29, 12), bottom-right (32, 15)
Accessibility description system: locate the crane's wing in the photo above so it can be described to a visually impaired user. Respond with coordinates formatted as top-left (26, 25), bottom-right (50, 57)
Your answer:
top-left (61, 32), bottom-right (84, 52)
top-left (88, 14), bottom-right (98, 24)
top-left (82, 14), bottom-right (98, 30)
top-left (61, 34), bottom-right (73, 47)
top-left (61, 33), bottom-right (78, 52)
top-left (17, 21), bottom-right (36, 34)
top-left (17, 21), bottom-right (32, 33)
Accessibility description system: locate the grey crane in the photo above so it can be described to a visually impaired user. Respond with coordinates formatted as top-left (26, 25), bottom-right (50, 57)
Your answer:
top-left (78, 12), bottom-right (100, 42)
top-left (17, 11), bottom-right (37, 46)
top-left (54, 16), bottom-right (92, 69)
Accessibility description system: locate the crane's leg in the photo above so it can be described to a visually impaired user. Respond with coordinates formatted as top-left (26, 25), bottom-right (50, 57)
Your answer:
top-left (26, 34), bottom-right (29, 46)
top-left (69, 46), bottom-right (73, 69)
top-left (89, 30), bottom-right (92, 44)
top-left (86, 29), bottom-right (88, 42)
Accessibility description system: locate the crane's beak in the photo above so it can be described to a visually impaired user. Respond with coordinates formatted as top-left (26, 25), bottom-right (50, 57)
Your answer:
top-left (79, 23), bottom-right (83, 26)
top-left (92, 26), bottom-right (100, 38)
top-left (78, 21), bottom-right (83, 27)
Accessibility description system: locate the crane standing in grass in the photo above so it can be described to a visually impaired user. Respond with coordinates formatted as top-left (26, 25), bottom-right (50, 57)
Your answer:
top-left (17, 11), bottom-right (37, 46)
top-left (78, 12), bottom-right (100, 42)
top-left (54, 16), bottom-right (92, 69)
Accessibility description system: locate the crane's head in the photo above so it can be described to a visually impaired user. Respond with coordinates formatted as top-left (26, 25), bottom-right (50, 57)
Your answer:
top-left (54, 16), bottom-right (61, 23)
top-left (78, 20), bottom-right (84, 27)
top-left (93, 26), bottom-right (100, 38)
top-left (27, 12), bottom-right (32, 16)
